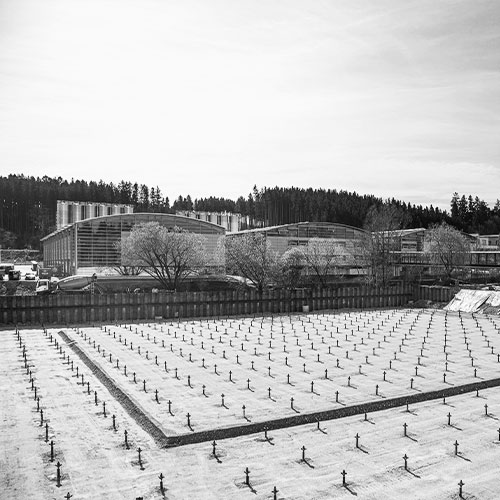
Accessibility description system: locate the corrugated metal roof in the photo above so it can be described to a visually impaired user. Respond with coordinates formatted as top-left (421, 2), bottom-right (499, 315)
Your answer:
top-left (41, 212), bottom-right (225, 241)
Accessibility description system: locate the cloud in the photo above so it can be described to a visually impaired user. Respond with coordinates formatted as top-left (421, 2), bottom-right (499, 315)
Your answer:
top-left (0, 0), bottom-right (498, 209)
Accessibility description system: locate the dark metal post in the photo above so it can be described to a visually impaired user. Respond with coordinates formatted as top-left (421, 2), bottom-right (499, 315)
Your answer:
top-left (56, 461), bottom-right (61, 487)
top-left (458, 480), bottom-right (464, 498)
top-left (138, 447), bottom-right (143, 469)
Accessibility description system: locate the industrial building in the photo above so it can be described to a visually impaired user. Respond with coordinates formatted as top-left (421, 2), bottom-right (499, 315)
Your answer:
top-left (383, 228), bottom-right (426, 252)
top-left (226, 222), bottom-right (367, 278)
top-left (42, 213), bottom-right (225, 276)
top-left (471, 234), bottom-right (500, 250)
top-left (56, 200), bottom-right (134, 229)
top-left (175, 211), bottom-right (242, 233)
top-left (227, 222), bottom-right (367, 255)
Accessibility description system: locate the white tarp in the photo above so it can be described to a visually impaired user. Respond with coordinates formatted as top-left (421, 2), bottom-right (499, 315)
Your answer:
top-left (445, 289), bottom-right (500, 312)
top-left (488, 293), bottom-right (500, 307)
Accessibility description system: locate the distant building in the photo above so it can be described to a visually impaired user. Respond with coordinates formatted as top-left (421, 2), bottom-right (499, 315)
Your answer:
top-left (42, 213), bottom-right (224, 276)
top-left (470, 234), bottom-right (500, 250)
top-left (56, 200), bottom-right (134, 229)
top-left (228, 222), bottom-right (367, 254)
top-left (376, 228), bottom-right (427, 252)
top-left (227, 222), bottom-right (367, 277)
top-left (176, 211), bottom-right (242, 232)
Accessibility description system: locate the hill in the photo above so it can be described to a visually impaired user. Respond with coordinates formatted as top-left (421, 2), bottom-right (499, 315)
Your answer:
top-left (1, 174), bottom-right (499, 249)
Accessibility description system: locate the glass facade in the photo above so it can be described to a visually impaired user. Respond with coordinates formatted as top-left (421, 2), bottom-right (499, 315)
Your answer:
top-left (228, 222), bottom-right (366, 258)
top-left (263, 222), bottom-right (362, 240)
top-left (42, 213), bottom-right (225, 275)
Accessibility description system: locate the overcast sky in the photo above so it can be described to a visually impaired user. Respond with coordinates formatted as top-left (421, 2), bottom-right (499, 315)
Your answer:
top-left (0, 0), bottom-right (499, 209)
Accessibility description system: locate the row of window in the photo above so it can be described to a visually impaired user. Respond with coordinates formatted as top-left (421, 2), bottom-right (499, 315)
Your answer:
top-left (66, 205), bottom-right (128, 221)
top-left (261, 224), bottom-right (364, 240)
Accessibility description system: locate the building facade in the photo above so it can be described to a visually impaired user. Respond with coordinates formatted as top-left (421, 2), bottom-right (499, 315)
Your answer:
top-left (228, 222), bottom-right (367, 255)
top-left (42, 213), bottom-right (225, 276)
top-left (227, 222), bottom-right (367, 278)
top-left (471, 234), bottom-right (500, 250)
top-left (175, 211), bottom-right (242, 233)
top-left (56, 200), bottom-right (134, 229)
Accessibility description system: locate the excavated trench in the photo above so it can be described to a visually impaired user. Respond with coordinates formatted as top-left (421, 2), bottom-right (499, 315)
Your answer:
top-left (58, 329), bottom-right (500, 448)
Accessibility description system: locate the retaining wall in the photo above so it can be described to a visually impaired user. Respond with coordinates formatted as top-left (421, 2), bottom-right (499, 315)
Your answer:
top-left (0, 284), bottom-right (423, 325)
top-left (417, 285), bottom-right (457, 303)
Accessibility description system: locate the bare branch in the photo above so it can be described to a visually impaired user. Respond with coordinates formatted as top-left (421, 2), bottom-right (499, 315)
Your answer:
top-left (120, 222), bottom-right (208, 290)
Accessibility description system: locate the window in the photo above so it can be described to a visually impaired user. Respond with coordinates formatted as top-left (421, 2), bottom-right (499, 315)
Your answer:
top-left (288, 239), bottom-right (308, 246)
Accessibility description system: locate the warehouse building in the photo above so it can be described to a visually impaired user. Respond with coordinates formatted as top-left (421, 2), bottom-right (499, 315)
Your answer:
top-left (389, 228), bottom-right (426, 252)
top-left (175, 211), bottom-right (242, 233)
top-left (56, 200), bottom-right (134, 229)
top-left (41, 213), bottom-right (225, 276)
top-left (227, 222), bottom-right (367, 277)
top-left (227, 222), bottom-right (367, 254)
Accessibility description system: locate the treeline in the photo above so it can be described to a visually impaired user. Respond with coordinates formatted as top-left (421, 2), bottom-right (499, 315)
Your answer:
top-left (1, 174), bottom-right (499, 249)
top-left (0, 175), bottom-right (172, 248)
top-left (450, 192), bottom-right (500, 234)
top-left (196, 187), bottom-right (500, 235)
top-left (244, 186), bottom-right (448, 228)
top-left (190, 187), bottom-right (449, 229)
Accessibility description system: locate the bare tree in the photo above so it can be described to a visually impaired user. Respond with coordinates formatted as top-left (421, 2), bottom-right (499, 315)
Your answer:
top-left (362, 205), bottom-right (406, 285)
top-left (425, 222), bottom-right (471, 279)
top-left (222, 233), bottom-right (280, 292)
top-left (278, 247), bottom-right (305, 289)
top-left (288, 239), bottom-right (355, 287)
top-left (113, 238), bottom-right (145, 276)
top-left (121, 222), bottom-right (207, 290)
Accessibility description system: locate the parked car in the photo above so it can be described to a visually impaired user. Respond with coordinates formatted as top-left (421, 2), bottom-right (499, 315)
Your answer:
top-left (24, 271), bottom-right (37, 280)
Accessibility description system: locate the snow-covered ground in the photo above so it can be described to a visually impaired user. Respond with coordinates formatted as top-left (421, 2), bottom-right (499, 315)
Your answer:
top-left (2, 308), bottom-right (500, 499)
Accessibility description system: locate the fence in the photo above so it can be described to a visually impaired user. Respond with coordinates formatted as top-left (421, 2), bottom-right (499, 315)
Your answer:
top-left (0, 283), bottom-right (455, 326)
top-left (416, 285), bottom-right (458, 303)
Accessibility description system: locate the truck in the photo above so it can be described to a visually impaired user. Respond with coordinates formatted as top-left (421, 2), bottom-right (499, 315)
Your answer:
top-left (35, 278), bottom-right (56, 294)
top-left (56, 275), bottom-right (96, 291)
top-left (35, 274), bottom-right (96, 294)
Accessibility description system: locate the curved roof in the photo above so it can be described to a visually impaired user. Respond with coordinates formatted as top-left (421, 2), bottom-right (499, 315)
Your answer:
top-left (41, 212), bottom-right (225, 241)
top-left (231, 221), bottom-right (366, 239)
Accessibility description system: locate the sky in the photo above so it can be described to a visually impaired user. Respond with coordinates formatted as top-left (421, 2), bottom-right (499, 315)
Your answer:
top-left (0, 0), bottom-right (499, 210)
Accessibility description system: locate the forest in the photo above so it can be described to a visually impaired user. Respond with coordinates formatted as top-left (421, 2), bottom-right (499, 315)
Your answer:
top-left (0, 174), bottom-right (499, 249)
